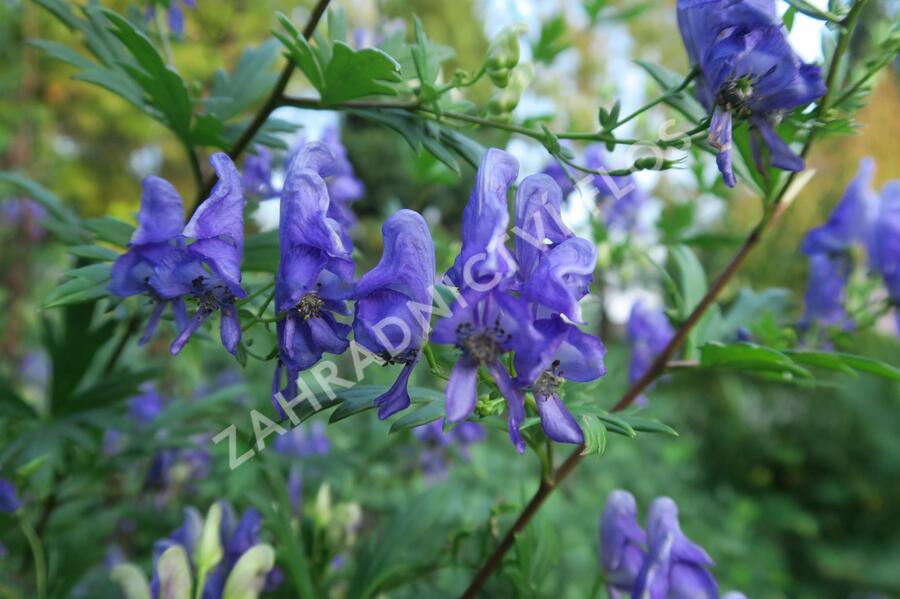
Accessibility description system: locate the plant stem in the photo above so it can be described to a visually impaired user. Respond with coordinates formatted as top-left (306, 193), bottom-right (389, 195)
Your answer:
top-left (609, 67), bottom-right (698, 131)
top-left (18, 516), bottom-right (46, 598)
top-left (458, 4), bottom-right (867, 596)
top-left (188, 0), bottom-right (332, 216)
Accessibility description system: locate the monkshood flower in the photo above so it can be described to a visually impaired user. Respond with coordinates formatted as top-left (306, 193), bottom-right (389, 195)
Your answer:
top-left (512, 174), bottom-right (606, 444)
top-left (109, 176), bottom-right (189, 345)
top-left (870, 181), bottom-right (900, 332)
top-left (273, 421), bottom-right (330, 457)
top-left (1, 198), bottom-right (46, 240)
top-left (600, 490), bottom-right (646, 598)
top-left (627, 301), bottom-right (674, 400)
top-left (802, 159), bottom-right (878, 255)
top-left (146, 0), bottom-right (196, 37)
top-left (677, 0), bottom-right (826, 187)
top-left (801, 252), bottom-right (852, 330)
top-left (432, 287), bottom-right (541, 453)
top-left (273, 143), bottom-right (354, 411)
top-left (129, 384), bottom-right (165, 426)
top-left (111, 502), bottom-right (278, 599)
top-left (413, 420), bottom-right (485, 477)
top-left (446, 148), bottom-right (519, 290)
top-left (0, 479), bottom-right (21, 513)
top-left (150, 153), bottom-right (247, 356)
top-left (353, 209), bottom-right (435, 419)
top-left (242, 145), bottom-right (277, 199)
top-left (585, 145), bottom-right (646, 232)
top-left (541, 159), bottom-right (576, 198)
top-left (634, 496), bottom-right (720, 599)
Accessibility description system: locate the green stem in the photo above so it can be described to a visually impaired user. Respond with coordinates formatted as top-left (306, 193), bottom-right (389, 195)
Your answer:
top-left (154, 8), bottom-right (175, 65)
top-left (18, 516), bottom-right (46, 598)
top-left (609, 67), bottom-right (698, 131)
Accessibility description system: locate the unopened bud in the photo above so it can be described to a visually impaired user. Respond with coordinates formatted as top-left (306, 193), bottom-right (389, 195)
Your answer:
top-left (485, 25), bottom-right (526, 87)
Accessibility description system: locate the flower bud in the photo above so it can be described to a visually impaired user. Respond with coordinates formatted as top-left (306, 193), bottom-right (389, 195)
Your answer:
top-left (485, 25), bottom-right (526, 87)
top-left (156, 546), bottom-right (193, 599)
top-left (487, 63), bottom-right (534, 116)
top-left (221, 544), bottom-right (276, 599)
top-left (110, 563), bottom-right (152, 599)
top-left (194, 502), bottom-right (224, 579)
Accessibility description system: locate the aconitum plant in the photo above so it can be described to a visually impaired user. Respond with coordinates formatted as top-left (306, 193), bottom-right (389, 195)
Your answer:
top-left (1, 0), bottom-right (898, 598)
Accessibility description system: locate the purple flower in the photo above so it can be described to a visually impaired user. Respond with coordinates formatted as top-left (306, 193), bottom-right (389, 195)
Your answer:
top-left (801, 252), bottom-right (852, 330)
top-left (143, 154), bottom-right (246, 355)
top-left (285, 128), bottom-right (366, 230)
top-left (320, 127), bottom-right (366, 229)
top-left (446, 148), bottom-right (519, 290)
top-left (0, 479), bottom-right (21, 513)
top-left (273, 422), bottom-right (331, 457)
top-left (432, 288), bottom-right (540, 453)
top-left (146, 0), bottom-right (196, 37)
top-left (677, 0), bottom-right (826, 187)
top-left (600, 490), bottom-right (647, 598)
top-left (585, 145), bottom-right (646, 231)
top-left (242, 146), bottom-right (277, 199)
top-left (1, 198), bottom-right (46, 240)
top-left (512, 174), bottom-right (605, 444)
top-left (129, 384), bottom-right (165, 426)
top-left (633, 497), bottom-right (719, 599)
top-left (627, 301), bottom-right (674, 400)
top-left (272, 143), bottom-right (353, 411)
top-left (802, 159), bottom-right (878, 255)
top-left (870, 181), bottom-right (900, 332)
top-left (109, 176), bottom-right (190, 346)
top-left (353, 209), bottom-right (435, 418)
top-left (540, 159), bottom-right (575, 198)
top-left (413, 420), bottom-right (485, 477)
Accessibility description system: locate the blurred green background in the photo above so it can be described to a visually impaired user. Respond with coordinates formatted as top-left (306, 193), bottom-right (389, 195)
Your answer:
top-left (1, 0), bottom-right (899, 597)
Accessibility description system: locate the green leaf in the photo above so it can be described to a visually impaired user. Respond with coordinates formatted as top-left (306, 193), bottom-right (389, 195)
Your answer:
top-left (102, 10), bottom-right (193, 139)
top-left (700, 342), bottom-right (812, 380)
top-left (83, 216), bottom-right (135, 247)
top-left (0, 172), bottom-right (85, 243)
top-left (533, 15), bottom-right (569, 64)
top-left (67, 245), bottom-right (120, 262)
top-left (320, 42), bottom-right (402, 105)
top-left (243, 231), bottom-right (279, 273)
top-left (580, 416), bottom-right (608, 456)
top-left (634, 61), bottom-right (706, 124)
top-left (389, 400), bottom-right (444, 433)
top-left (43, 263), bottom-right (112, 309)
top-left (207, 39), bottom-right (281, 121)
top-left (620, 415), bottom-right (679, 436)
top-left (784, 350), bottom-right (900, 381)
top-left (275, 13), bottom-right (325, 91)
top-left (327, 385), bottom-right (389, 423)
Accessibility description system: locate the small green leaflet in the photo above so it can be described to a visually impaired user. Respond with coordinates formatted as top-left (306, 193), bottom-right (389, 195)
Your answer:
top-left (700, 342), bottom-right (900, 383)
top-left (43, 263), bottom-right (112, 309)
top-left (580, 415), bottom-right (608, 456)
top-left (275, 15), bottom-right (402, 105)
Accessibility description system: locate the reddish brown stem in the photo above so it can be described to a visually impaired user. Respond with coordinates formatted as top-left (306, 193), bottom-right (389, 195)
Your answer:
top-left (188, 0), bottom-right (332, 216)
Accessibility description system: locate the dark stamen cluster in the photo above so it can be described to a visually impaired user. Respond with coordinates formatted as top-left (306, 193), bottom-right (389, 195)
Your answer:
top-left (295, 293), bottom-right (325, 320)
top-left (378, 348), bottom-right (419, 365)
top-left (534, 359), bottom-right (564, 397)
top-left (455, 318), bottom-right (511, 364)
top-left (191, 276), bottom-right (234, 311)
top-left (716, 77), bottom-right (754, 118)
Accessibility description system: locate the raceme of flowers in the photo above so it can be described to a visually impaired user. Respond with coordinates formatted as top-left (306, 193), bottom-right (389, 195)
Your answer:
top-left (677, 0), bottom-right (826, 187)
top-left (800, 158), bottom-right (900, 335)
top-left (601, 490), bottom-right (746, 599)
top-left (111, 138), bottom-right (609, 453)
top-left (111, 501), bottom-right (280, 599)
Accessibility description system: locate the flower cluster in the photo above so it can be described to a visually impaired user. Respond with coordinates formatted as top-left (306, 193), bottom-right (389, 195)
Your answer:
top-left (413, 420), bottom-right (484, 478)
top-left (433, 149), bottom-right (606, 452)
top-left (677, 0), bottom-right (826, 187)
top-left (111, 502), bottom-right (280, 599)
top-left (601, 490), bottom-right (744, 599)
top-left (109, 153), bottom-right (246, 355)
top-left (627, 301), bottom-right (674, 403)
top-left (800, 159), bottom-right (900, 335)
